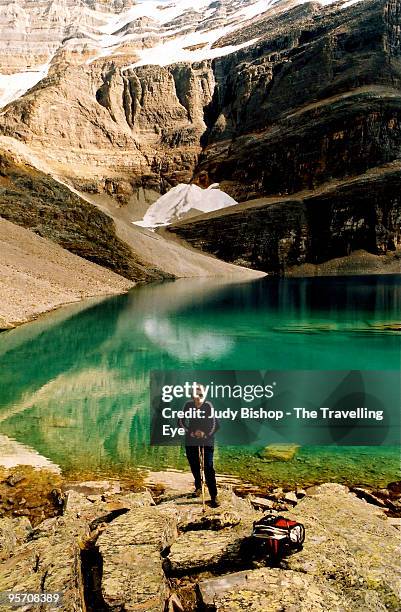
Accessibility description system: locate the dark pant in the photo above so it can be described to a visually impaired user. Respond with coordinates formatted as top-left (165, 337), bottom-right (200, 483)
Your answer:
top-left (185, 445), bottom-right (217, 499)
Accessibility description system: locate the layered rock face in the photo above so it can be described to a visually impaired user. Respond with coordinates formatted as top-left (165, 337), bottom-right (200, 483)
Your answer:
top-left (0, 0), bottom-right (136, 73)
top-left (0, 56), bottom-right (219, 216)
top-left (0, 60), bottom-right (214, 205)
top-left (168, 0), bottom-right (401, 272)
top-left (0, 0), bottom-right (265, 215)
top-left (168, 164), bottom-right (401, 273)
top-left (0, 149), bottom-right (165, 281)
top-left (198, 0), bottom-right (401, 200)
top-left (0, 0), bottom-right (400, 274)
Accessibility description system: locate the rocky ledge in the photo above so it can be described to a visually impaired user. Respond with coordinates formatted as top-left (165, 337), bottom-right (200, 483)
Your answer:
top-left (0, 470), bottom-right (400, 611)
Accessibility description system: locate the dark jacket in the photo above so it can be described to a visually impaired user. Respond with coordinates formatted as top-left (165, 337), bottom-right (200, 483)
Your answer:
top-left (178, 400), bottom-right (218, 445)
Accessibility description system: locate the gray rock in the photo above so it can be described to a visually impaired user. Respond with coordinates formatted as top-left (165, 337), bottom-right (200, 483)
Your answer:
top-left (97, 508), bottom-right (177, 551)
top-left (28, 516), bottom-right (59, 540)
top-left (250, 496), bottom-right (275, 510)
top-left (119, 490), bottom-right (156, 507)
top-left (286, 483), bottom-right (401, 610)
top-left (199, 567), bottom-right (349, 611)
top-left (284, 491), bottom-right (298, 505)
top-left (100, 543), bottom-right (168, 612)
top-left (97, 509), bottom-right (177, 611)
top-left (351, 486), bottom-right (389, 508)
top-left (64, 489), bottom-right (154, 527)
top-left (0, 517), bottom-right (32, 561)
top-left (180, 510), bottom-right (241, 532)
top-left (0, 516), bottom-right (86, 611)
top-left (166, 529), bottom-right (243, 574)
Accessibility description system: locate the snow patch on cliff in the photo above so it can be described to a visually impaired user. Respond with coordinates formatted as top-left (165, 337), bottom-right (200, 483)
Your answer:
top-left (133, 183), bottom-right (237, 228)
top-left (0, 63), bottom-right (50, 110)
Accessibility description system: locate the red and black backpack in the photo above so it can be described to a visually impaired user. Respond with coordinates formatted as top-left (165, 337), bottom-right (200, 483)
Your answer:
top-left (251, 514), bottom-right (305, 558)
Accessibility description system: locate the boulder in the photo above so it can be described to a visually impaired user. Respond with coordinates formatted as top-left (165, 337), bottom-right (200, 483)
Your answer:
top-left (180, 510), bottom-right (241, 532)
top-left (96, 508), bottom-right (178, 611)
top-left (0, 516), bottom-right (87, 611)
top-left (283, 491), bottom-right (298, 505)
top-left (198, 567), bottom-right (348, 611)
top-left (387, 482), bottom-right (401, 495)
top-left (256, 445), bottom-right (300, 461)
top-left (97, 508), bottom-right (177, 552)
top-left (100, 543), bottom-right (169, 612)
top-left (250, 497), bottom-right (275, 511)
top-left (166, 529), bottom-right (243, 575)
top-left (351, 487), bottom-right (389, 508)
top-left (285, 483), bottom-right (401, 610)
top-left (0, 517), bottom-right (32, 561)
top-left (64, 489), bottom-right (155, 527)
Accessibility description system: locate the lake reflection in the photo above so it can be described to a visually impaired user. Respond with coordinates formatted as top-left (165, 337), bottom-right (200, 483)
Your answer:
top-left (0, 275), bottom-right (399, 484)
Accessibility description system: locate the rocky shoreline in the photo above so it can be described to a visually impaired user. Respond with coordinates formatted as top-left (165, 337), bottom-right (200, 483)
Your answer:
top-left (0, 466), bottom-right (400, 611)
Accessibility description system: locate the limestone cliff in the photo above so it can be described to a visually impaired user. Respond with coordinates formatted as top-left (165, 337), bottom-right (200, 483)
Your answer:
top-left (167, 164), bottom-right (401, 274)
top-left (0, 60), bottom-right (215, 214)
top-left (198, 0), bottom-right (401, 200)
top-left (0, 0), bottom-right (400, 274)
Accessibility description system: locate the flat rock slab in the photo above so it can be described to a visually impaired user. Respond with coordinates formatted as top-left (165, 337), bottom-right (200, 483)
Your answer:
top-left (64, 490), bottom-right (155, 527)
top-left (100, 543), bottom-right (168, 612)
top-left (166, 529), bottom-right (243, 575)
top-left (145, 470), bottom-right (243, 497)
top-left (97, 507), bottom-right (177, 551)
top-left (180, 510), bottom-right (241, 532)
top-left (287, 483), bottom-right (401, 610)
top-left (199, 568), bottom-right (348, 611)
top-left (159, 489), bottom-right (260, 528)
top-left (0, 517), bottom-right (85, 611)
top-left (97, 508), bottom-right (178, 611)
top-left (0, 517), bottom-right (32, 561)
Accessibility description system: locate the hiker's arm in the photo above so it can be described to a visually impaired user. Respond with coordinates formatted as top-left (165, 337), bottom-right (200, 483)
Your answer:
top-left (177, 401), bottom-right (191, 432)
top-left (204, 402), bottom-right (218, 438)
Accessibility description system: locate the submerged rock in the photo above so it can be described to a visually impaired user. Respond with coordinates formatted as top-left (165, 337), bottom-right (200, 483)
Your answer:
top-left (257, 444), bottom-right (300, 462)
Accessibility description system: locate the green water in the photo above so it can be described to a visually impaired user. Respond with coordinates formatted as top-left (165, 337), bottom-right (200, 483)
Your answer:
top-left (0, 275), bottom-right (400, 487)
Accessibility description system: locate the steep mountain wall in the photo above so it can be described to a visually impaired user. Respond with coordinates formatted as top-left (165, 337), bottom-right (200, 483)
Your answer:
top-left (197, 0), bottom-right (401, 200)
top-left (168, 164), bottom-right (401, 273)
top-left (0, 60), bottom-right (215, 211)
top-left (169, 0), bottom-right (401, 272)
top-left (0, 0), bottom-right (400, 274)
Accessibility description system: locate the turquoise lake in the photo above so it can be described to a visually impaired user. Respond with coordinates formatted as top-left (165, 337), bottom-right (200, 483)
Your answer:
top-left (0, 274), bottom-right (400, 487)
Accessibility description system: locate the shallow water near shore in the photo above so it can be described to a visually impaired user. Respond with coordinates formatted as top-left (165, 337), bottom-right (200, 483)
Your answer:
top-left (0, 274), bottom-right (400, 487)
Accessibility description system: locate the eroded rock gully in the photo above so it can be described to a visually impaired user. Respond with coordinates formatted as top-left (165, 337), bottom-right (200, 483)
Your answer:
top-left (0, 476), bottom-right (400, 612)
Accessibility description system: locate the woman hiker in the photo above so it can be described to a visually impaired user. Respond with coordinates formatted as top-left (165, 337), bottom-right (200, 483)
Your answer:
top-left (178, 383), bottom-right (219, 507)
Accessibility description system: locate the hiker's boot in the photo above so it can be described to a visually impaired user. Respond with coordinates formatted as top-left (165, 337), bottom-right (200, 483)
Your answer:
top-left (192, 488), bottom-right (202, 498)
top-left (209, 496), bottom-right (219, 508)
